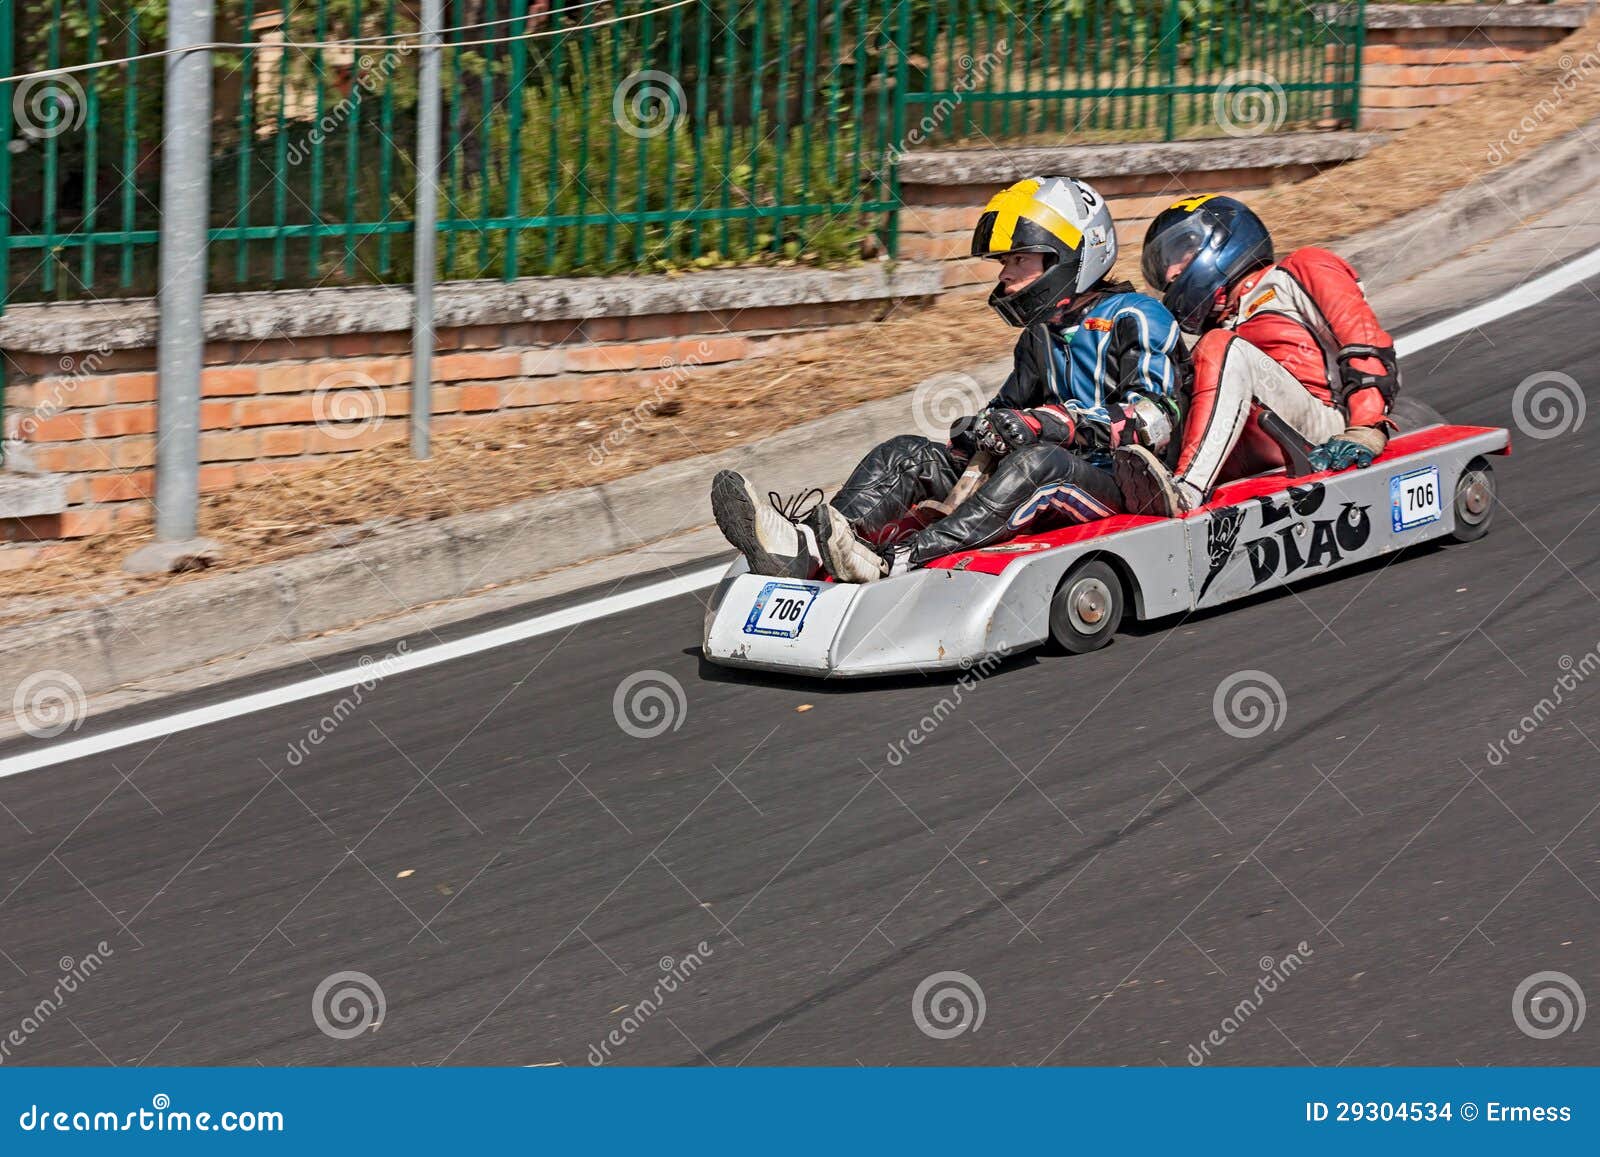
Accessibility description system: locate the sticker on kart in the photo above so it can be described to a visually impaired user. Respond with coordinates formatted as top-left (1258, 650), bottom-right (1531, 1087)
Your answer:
top-left (1390, 465), bottom-right (1442, 531)
top-left (743, 581), bottom-right (820, 639)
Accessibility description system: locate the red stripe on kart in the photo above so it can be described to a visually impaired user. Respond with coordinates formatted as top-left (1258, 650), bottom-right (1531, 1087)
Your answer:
top-left (926, 424), bottom-right (1506, 576)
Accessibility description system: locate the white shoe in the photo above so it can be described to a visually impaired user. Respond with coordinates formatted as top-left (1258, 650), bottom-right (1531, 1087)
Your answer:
top-left (710, 471), bottom-right (820, 578)
top-left (810, 504), bottom-right (890, 583)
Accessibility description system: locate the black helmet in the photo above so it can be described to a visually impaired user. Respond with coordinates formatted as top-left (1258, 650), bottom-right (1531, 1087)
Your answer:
top-left (971, 175), bottom-right (1118, 328)
top-left (1141, 195), bottom-right (1273, 333)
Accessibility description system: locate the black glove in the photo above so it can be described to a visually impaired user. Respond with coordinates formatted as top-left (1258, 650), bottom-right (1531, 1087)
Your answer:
top-left (948, 413), bottom-right (982, 460)
top-left (975, 409), bottom-right (1042, 457)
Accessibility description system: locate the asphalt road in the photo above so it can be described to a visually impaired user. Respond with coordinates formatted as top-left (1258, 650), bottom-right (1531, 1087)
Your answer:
top-left (1, 282), bottom-right (1597, 1069)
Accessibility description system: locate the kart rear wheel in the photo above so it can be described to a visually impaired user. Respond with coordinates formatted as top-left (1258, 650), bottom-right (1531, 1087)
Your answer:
top-left (1450, 457), bottom-right (1496, 543)
top-left (1389, 396), bottom-right (1447, 433)
top-left (1049, 559), bottom-right (1125, 654)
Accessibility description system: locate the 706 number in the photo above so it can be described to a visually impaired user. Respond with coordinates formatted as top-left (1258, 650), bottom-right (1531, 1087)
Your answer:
top-left (767, 596), bottom-right (806, 622)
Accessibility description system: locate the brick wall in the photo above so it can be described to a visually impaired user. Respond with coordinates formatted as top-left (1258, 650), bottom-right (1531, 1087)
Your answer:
top-left (1361, 4), bottom-right (1588, 131)
top-left (0, 292), bottom-right (923, 561)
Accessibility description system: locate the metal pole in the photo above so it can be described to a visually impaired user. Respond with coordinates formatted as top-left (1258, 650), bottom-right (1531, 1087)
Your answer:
top-left (411, 0), bottom-right (443, 460)
top-left (152, 0), bottom-right (215, 541)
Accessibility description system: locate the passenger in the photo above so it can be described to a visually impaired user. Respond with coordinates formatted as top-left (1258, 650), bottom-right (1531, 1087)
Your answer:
top-left (1115, 194), bottom-right (1400, 516)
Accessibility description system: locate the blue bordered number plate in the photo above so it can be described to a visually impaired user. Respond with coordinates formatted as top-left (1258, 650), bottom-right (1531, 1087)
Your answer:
top-left (1390, 465), bottom-right (1442, 532)
top-left (743, 581), bottom-right (819, 639)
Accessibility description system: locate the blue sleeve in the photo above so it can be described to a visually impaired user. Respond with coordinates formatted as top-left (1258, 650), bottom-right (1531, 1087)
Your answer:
top-left (1104, 300), bottom-right (1184, 402)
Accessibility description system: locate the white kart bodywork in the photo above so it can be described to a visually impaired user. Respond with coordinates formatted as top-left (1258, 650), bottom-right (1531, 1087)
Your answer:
top-left (702, 425), bottom-right (1509, 678)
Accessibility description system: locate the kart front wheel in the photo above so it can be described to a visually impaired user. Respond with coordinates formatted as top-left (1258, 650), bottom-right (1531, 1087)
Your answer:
top-left (1049, 559), bottom-right (1125, 654)
top-left (1450, 457), bottom-right (1496, 543)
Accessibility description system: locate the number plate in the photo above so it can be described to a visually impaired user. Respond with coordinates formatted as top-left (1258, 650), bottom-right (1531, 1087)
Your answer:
top-left (743, 581), bottom-right (819, 639)
top-left (1390, 465), bottom-right (1442, 532)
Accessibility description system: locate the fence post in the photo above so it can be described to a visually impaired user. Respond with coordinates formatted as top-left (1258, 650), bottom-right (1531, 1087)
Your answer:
top-left (1160, 0), bottom-right (1179, 141)
top-left (148, 0), bottom-right (215, 554)
top-left (887, 0), bottom-right (910, 259)
top-left (0, 0), bottom-right (13, 458)
top-left (1348, 0), bottom-right (1367, 130)
top-left (411, 0), bottom-right (443, 461)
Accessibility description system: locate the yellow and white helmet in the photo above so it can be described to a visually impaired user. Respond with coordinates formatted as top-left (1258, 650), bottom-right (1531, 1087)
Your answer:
top-left (971, 175), bottom-right (1118, 327)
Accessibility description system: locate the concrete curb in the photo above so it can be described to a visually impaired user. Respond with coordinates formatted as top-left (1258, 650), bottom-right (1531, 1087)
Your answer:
top-left (0, 359), bottom-right (1010, 705)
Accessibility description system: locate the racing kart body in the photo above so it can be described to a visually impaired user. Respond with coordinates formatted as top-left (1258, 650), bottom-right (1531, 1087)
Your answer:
top-left (701, 422), bottom-right (1509, 678)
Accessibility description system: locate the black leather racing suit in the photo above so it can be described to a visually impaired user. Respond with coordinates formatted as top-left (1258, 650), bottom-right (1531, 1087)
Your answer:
top-left (830, 289), bottom-right (1190, 566)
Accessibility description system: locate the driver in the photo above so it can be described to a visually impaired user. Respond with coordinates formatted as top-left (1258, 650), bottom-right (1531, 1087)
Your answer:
top-left (709, 175), bottom-right (1189, 583)
top-left (1114, 194), bottom-right (1400, 517)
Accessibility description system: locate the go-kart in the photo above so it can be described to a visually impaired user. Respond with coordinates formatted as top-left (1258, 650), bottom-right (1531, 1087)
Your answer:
top-left (701, 401), bottom-right (1508, 678)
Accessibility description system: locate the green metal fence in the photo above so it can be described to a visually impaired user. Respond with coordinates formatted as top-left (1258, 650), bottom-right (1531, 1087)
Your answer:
top-left (0, 0), bottom-right (1364, 309)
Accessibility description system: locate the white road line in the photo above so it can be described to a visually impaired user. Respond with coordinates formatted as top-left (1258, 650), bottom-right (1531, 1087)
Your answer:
top-left (0, 564), bottom-right (727, 779)
top-left (1393, 242), bottom-right (1600, 357)
top-left (6, 243), bottom-right (1599, 779)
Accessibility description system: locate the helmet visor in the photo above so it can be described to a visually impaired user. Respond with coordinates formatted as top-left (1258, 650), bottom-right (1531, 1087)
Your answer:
top-left (1141, 215), bottom-right (1213, 291)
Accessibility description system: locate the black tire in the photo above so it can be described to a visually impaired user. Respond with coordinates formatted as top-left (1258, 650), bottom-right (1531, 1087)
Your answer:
top-left (1049, 559), bottom-right (1125, 654)
top-left (1450, 457), bottom-right (1496, 543)
top-left (1389, 396), bottom-right (1447, 433)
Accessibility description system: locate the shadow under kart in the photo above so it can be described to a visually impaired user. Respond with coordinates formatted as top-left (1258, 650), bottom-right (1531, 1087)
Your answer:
top-left (701, 413), bottom-right (1508, 679)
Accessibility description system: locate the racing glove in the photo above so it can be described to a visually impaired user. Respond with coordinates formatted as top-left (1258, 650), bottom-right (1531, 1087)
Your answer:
top-left (975, 407), bottom-right (1075, 457)
top-left (1308, 425), bottom-right (1387, 471)
top-left (947, 413), bottom-right (982, 461)
top-left (1084, 393), bottom-right (1180, 455)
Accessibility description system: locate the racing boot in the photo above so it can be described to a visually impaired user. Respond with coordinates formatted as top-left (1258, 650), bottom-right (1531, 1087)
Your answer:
top-left (807, 504), bottom-right (911, 583)
top-left (710, 470), bottom-right (821, 578)
top-left (1113, 445), bottom-right (1203, 517)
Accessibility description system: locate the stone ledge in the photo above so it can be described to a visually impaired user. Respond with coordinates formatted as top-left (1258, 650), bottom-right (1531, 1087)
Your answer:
top-left (0, 474), bottom-right (69, 518)
top-left (1363, 2), bottom-right (1593, 29)
top-left (898, 131), bottom-right (1386, 187)
top-left (0, 262), bottom-right (947, 355)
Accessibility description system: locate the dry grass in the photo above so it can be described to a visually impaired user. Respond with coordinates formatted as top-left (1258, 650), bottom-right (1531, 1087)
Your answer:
top-left (9, 13), bottom-right (1600, 621)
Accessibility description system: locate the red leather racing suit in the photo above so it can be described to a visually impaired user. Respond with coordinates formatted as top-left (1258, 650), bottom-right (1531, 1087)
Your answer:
top-left (1171, 247), bottom-right (1399, 495)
